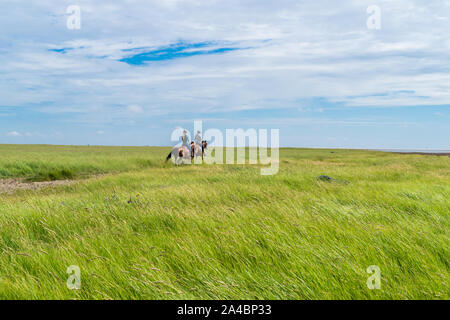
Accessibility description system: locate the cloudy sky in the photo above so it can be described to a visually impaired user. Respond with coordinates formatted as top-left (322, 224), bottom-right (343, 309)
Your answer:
top-left (1, 0), bottom-right (449, 148)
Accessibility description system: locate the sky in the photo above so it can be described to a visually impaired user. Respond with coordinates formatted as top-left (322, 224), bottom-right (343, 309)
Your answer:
top-left (0, 0), bottom-right (449, 149)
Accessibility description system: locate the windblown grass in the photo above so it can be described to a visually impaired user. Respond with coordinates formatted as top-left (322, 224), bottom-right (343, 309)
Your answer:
top-left (0, 144), bottom-right (166, 181)
top-left (0, 145), bottom-right (448, 299)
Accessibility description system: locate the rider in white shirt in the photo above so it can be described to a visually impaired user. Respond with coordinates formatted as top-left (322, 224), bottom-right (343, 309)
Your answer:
top-left (194, 131), bottom-right (202, 146)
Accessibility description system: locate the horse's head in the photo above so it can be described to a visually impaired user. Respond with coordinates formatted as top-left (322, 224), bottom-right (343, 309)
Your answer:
top-left (202, 140), bottom-right (208, 149)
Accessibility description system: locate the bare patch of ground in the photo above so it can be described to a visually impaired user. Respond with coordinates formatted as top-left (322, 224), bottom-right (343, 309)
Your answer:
top-left (0, 178), bottom-right (76, 194)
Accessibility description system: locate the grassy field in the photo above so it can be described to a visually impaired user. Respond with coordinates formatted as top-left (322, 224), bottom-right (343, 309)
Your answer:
top-left (0, 144), bottom-right (448, 299)
top-left (0, 144), bottom-right (167, 181)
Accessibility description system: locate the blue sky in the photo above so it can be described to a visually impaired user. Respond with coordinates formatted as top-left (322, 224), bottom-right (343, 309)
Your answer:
top-left (1, 0), bottom-right (449, 149)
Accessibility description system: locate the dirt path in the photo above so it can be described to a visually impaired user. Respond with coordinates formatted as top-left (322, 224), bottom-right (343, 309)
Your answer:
top-left (0, 178), bottom-right (77, 194)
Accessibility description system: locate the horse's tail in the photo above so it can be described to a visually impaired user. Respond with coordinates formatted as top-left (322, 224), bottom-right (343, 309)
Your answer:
top-left (165, 151), bottom-right (172, 162)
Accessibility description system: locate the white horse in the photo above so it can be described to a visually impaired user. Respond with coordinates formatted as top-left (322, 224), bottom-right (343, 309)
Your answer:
top-left (165, 145), bottom-right (192, 165)
top-left (165, 141), bottom-right (207, 165)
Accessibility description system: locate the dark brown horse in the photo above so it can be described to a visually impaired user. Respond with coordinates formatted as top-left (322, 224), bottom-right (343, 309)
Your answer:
top-left (191, 141), bottom-right (207, 160)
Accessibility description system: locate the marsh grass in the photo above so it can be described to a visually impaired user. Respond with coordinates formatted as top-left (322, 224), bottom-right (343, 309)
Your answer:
top-left (0, 145), bottom-right (448, 299)
top-left (0, 144), bottom-right (167, 181)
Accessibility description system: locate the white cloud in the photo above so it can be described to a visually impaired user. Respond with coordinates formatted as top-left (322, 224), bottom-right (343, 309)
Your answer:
top-left (127, 105), bottom-right (144, 114)
top-left (1, 0), bottom-right (449, 122)
top-left (7, 131), bottom-right (21, 137)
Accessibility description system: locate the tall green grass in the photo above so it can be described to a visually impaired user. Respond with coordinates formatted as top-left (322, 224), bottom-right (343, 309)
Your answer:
top-left (0, 145), bottom-right (448, 299)
top-left (0, 144), bottom-right (166, 181)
